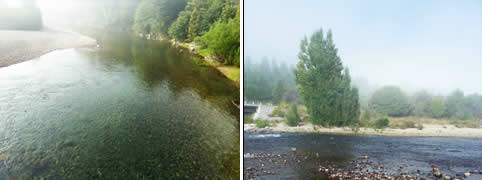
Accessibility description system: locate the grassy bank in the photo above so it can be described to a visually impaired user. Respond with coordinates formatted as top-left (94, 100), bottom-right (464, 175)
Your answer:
top-left (248, 103), bottom-right (482, 138)
top-left (244, 121), bottom-right (482, 138)
top-left (174, 40), bottom-right (240, 83)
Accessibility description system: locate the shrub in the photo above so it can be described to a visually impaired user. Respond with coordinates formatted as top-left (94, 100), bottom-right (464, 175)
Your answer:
top-left (360, 110), bottom-right (372, 127)
top-left (244, 116), bottom-right (253, 124)
top-left (280, 101), bottom-right (289, 109)
top-left (393, 120), bottom-right (416, 129)
top-left (373, 117), bottom-right (389, 129)
top-left (416, 123), bottom-right (424, 130)
top-left (285, 104), bottom-right (301, 126)
top-left (269, 107), bottom-right (285, 117)
top-left (255, 120), bottom-right (270, 128)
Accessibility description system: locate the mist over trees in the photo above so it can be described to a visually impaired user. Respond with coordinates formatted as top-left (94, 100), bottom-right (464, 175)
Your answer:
top-left (369, 86), bottom-right (412, 117)
top-left (295, 28), bottom-right (360, 126)
top-left (41, 0), bottom-right (240, 66)
top-left (133, 0), bottom-right (240, 65)
top-left (244, 57), bottom-right (298, 103)
top-left (365, 86), bottom-right (482, 121)
top-left (0, 0), bottom-right (43, 30)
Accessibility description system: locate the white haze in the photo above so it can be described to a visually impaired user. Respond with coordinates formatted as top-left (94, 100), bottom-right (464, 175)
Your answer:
top-left (245, 0), bottom-right (482, 95)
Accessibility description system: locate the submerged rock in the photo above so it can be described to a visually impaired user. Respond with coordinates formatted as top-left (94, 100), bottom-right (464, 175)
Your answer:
top-left (57, 139), bottom-right (76, 150)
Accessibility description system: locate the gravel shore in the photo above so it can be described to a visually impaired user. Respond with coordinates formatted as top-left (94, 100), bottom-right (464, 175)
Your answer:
top-left (245, 122), bottom-right (482, 138)
top-left (0, 29), bottom-right (96, 67)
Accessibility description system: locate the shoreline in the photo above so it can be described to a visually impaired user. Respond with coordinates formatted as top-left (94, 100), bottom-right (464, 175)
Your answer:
top-left (134, 33), bottom-right (240, 84)
top-left (0, 29), bottom-right (97, 68)
top-left (171, 40), bottom-right (240, 84)
top-left (244, 122), bottom-right (482, 138)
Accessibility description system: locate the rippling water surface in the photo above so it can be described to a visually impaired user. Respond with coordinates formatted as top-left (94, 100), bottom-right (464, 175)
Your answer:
top-left (244, 133), bottom-right (482, 179)
top-left (0, 34), bottom-right (239, 179)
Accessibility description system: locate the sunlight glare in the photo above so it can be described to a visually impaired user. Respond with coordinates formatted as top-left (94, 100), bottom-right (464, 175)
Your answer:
top-left (38, 0), bottom-right (76, 13)
top-left (5, 0), bottom-right (22, 8)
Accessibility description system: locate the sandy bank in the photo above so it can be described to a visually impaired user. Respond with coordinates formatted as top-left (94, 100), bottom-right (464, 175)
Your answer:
top-left (0, 29), bottom-right (96, 67)
top-left (244, 122), bottom-right (482, 138)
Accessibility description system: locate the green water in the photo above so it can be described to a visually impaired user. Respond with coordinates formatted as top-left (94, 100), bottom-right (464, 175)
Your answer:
top-left (0, 34), bottom-right (240, 179)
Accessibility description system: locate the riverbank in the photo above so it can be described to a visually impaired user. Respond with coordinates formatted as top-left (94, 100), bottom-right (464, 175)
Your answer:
top-left (244, 122), bottom-right (482, 138)
top-left (0, 29), bottom-right (96, 67)
top-left (171, 40), bottom-right (240, 84)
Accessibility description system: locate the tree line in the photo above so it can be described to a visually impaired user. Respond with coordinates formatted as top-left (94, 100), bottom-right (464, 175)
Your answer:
top-left (245, 27), bottom-right (481, 128)
top-left (133, 0), bottom-right (240, 66)
top-left (369, 86), bottom-right (482, 120)
top-left (244, 57), bottom-right (299, 104)
top-left (65, 0), bottom-right (240, 66)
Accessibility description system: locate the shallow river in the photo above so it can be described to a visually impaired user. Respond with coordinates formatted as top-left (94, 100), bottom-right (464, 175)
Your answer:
top-left (0, 34), bottom-right (239, 179)
top-left (244, 133), bottom-right (482, 179)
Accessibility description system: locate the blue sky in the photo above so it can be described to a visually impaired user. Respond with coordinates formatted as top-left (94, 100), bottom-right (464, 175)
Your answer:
top-left (245, 0), bottom-right (482, 95)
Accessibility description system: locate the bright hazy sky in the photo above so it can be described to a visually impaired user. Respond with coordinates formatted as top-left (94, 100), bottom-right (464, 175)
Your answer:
top-left (245, 0), bottom-right (482, 95)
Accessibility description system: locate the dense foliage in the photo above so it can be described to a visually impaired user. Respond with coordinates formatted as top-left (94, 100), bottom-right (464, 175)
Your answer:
top-left (198, 13), bottom-right (240, 65)
top-left (0, 0), bottom-right (43, 30)
top-left (244, 57), bottom-right (299, 103)
top-left (285, 104), bottom-right (301, 126)
top-left (294, 28), bottom-right (360, 126)
top-left (64, 0), bottom-right (239, 66)
top-left (369, 86), bottom-right (412, 117)
top-left (133, 0), bottom-right (187, 38)
top-left (373, 117), bottom-right (389, 129)
top-left (132, 0), bottom-right (239, 66)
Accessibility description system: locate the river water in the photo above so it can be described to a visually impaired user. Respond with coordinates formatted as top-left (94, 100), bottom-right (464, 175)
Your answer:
top-left (0, 34), bottom-right (239, 179)
top-left (244, 132), bottom-right (482, 179)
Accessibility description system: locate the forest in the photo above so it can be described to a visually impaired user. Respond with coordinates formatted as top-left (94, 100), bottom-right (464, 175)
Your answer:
top-left (245, 28), bottom-right (482, 129)
top-left (18, 0), bottom-right (240, 67)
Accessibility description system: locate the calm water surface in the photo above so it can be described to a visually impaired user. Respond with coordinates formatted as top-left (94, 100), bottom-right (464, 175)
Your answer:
top-left (0, 34), bottom-right (239, 179)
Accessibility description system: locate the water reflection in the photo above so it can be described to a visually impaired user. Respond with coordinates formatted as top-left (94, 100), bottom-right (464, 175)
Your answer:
top-left (0, 33), bottom-right (239, 179)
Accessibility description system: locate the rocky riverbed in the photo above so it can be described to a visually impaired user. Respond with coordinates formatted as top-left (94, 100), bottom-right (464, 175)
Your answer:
top-left (244, 132), bottom-right (482, 179)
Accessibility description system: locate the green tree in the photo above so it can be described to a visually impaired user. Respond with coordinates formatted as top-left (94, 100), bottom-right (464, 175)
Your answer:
top-left (445, 89), bottom-right (465, 119)
top-left (465, 94), bottom-right (482, 118)
top-left (168, 10), bottom-right (191, 41)
top-left (411, 90), bottom-right (433, 116)
top-left (199, 14), bottom-right (240, 65)
top-left (219, 1), bottom-right (236, 23)
top-left (369, 86), bottom-right (412, 117)
top-left (272, 80), bottom-right (285, 104)
top-left (200, 0), bottom-right (224, 31)
top-left (430, 96), bottom-right (446, 118)
top-left (286, 104), bottom-right (301, 126)
top-left (294, 28), bottom-right (360, 126)
top-left (134, 0), bottom-right (187, 38)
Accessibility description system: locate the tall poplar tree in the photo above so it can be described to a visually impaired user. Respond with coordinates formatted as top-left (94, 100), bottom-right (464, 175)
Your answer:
top-left (295, 27), bottom-right (360, 126)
